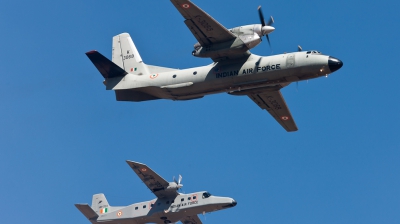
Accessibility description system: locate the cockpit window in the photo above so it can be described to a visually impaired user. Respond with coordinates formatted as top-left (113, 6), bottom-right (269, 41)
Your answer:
top-left (202, 192), bottom-right (212, 198)
top-left (307, 51), bottom-right (322, 55)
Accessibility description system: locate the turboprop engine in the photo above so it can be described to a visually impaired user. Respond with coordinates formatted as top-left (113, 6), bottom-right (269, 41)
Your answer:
top-left (192, 6), bottom-right (274, 58)
top-left (165, 175), bottom-right (183, 191)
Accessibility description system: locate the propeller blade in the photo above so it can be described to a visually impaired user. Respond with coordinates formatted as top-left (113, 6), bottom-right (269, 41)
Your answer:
top-left (178, 174), bottom-right (182, 185)
top-left (267, 16), bottom-right (274, 26)
top-left (258, 6), bottom-right (266, 27)
top-left (266, 35), bottom-right (271, 47)
top-left (173, 176), bottom-right (177, 184)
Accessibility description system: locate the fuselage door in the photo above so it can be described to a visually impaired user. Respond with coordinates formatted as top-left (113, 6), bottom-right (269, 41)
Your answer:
top-left (286, 54), bottom-right (295, 68)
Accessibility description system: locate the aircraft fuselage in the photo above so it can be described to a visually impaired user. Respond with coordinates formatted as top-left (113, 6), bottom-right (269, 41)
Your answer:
top-left (108, 51), bottom-right (340, 102)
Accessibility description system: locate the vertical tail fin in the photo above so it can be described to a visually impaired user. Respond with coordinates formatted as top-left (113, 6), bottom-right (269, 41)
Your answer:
top-left (112, 33), bottom-right (150, 76)
top-left (91, 193), bottom-right (110, 214)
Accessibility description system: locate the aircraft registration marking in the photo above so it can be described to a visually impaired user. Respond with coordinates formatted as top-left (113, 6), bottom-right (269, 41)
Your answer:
top-left (195, 16), bottom-right (213, 31)
top-left (267, 96), bottom-right (282, 110)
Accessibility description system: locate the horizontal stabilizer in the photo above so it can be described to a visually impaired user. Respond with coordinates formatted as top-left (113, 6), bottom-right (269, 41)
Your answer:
top-left (86, 50), bottom-right (127, 79)
top-left (75, 204), bottom-right (98, 221)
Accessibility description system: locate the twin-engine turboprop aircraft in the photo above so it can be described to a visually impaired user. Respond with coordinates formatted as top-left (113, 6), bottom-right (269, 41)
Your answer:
top-left (86, 0), bottom-right (343, 132)
top-left (75, 161), bottom-right (237, 224)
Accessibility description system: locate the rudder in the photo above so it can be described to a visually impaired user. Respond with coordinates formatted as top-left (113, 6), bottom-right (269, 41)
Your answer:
top-left (91, 193), bottom-right (110, 214)
top-left (112, 33), bottom-right (150, 76)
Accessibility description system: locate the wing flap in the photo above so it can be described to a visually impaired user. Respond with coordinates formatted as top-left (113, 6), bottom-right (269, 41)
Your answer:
top-left (248, 90), bottom-right (298, 132)
top-left (171, 0), bottom-right (235, 46)
top-left (86, 51), bottom-right (127, 79)
top-left (184, 19), bottom-right (212, 46)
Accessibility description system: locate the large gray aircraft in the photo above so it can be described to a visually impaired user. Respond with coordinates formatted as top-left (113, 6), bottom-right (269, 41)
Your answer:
top-left (76, 161), bottom-right (237, 224)
top-left (86, 0), bottom-right (343, 132)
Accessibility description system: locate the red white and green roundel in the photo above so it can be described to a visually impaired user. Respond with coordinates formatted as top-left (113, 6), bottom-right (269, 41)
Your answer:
top-left (182, 4), bottom-right (190, 8)
top-left (281, 116), bottom-right (290, 121)
top-left (150, 74), bottom-right (158, 79)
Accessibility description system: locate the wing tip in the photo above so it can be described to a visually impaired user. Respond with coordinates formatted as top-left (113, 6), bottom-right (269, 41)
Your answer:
top-left (85, 50), bottom-right (98, 55)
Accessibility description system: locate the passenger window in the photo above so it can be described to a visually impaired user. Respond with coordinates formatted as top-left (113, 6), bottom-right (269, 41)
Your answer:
top-left (173, 75), bottom-right (177, 78)
top-left (193, 71), bottom-right (197, 75)
top-left (188, 197), bottom-right (191, 200)
top-left (135, 207), bottom-right (138, 210)
top-left (193, 196), bottom-right (197, 200)
top-left (143, 205), bottom-right (146, 208)
top-left (181, 198), bottom-right (184, 202)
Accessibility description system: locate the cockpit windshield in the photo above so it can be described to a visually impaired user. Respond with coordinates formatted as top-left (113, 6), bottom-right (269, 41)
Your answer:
top-left (306, 50), bottom-right (322, 54)
top-left (202, 192), bottom-right (212, 198)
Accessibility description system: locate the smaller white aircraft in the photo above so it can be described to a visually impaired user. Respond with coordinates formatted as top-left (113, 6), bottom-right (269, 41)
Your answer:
top-left (75, 161), bottom-right (237, 224)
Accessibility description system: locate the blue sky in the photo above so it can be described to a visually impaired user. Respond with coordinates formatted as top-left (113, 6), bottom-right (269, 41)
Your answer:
top-left (1, 0), bottom-right (399, 223)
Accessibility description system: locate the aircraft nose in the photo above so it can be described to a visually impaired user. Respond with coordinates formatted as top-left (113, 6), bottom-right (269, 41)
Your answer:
top-left (328, 56), bottom-right (343, 73)
top-left (232, 200), bottom-right (237, 207)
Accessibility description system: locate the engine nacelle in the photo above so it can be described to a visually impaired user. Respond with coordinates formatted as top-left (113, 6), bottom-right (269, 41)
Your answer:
top-left (191, 24), bottom-right (265, 58)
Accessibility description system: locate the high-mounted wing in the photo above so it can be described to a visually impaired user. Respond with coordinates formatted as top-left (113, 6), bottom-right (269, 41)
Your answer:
top-left (248, 90), bottom-right (298, 132)
top-left (180, 215), bottom-right (202, 224)
top-left (126, 161), bottom-right (179, 199)
top-left (170, 0), bottom-right (236, 47)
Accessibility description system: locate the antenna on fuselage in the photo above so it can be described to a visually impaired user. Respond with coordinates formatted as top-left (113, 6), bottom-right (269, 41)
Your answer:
top-left (298, 45), bottom-right (303, 52)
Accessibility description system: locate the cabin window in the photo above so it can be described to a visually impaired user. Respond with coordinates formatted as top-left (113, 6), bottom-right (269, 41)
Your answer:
top-left (193, 71), bottom-right (197, 75)
top-left (143, 205), bottom-right (146, 208)
top-left (193, 196), bottom-right (197, 200)
top-left (173, 75), bottom-right (177, 78)
top-left (188, 197), bottom-right (191, 200)
top-left (181, 198), bottom-right (184, 202)
top-left (135, 207), bottom-right (138, 210)
top-left (306, 51), bottom-right (311, 54)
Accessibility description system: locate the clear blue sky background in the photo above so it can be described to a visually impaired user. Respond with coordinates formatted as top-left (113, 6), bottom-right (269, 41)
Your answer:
top-left (1, 0), bottom-right (399, 223)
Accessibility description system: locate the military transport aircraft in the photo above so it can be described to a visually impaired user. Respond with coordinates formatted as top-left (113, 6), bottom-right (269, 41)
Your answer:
top-left (86, 0), bottom-right (343, 132)
top-left (76, 161), bottom-right (237, 224)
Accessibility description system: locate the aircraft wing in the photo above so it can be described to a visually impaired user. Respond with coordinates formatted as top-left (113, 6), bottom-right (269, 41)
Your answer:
top-left (126, 161), bottom-right (179, 199)
top-left (180, 215), bottom-right (202, 224)
top-left (247, 90), bottom-right (298, 132)
top-left (170, 0), bottom-right (236, 46)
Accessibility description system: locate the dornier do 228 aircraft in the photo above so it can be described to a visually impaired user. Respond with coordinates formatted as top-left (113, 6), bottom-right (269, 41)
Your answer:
top-left (86, 0), bottom-right (343, 132)
top-left (75, 161), bottom-right (237, 224)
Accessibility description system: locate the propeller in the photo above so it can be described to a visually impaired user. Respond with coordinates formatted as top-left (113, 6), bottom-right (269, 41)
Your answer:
top-left (173, 175), bottom-right (183, 191)
top-left (257, 6), bottom-right (275, 48)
